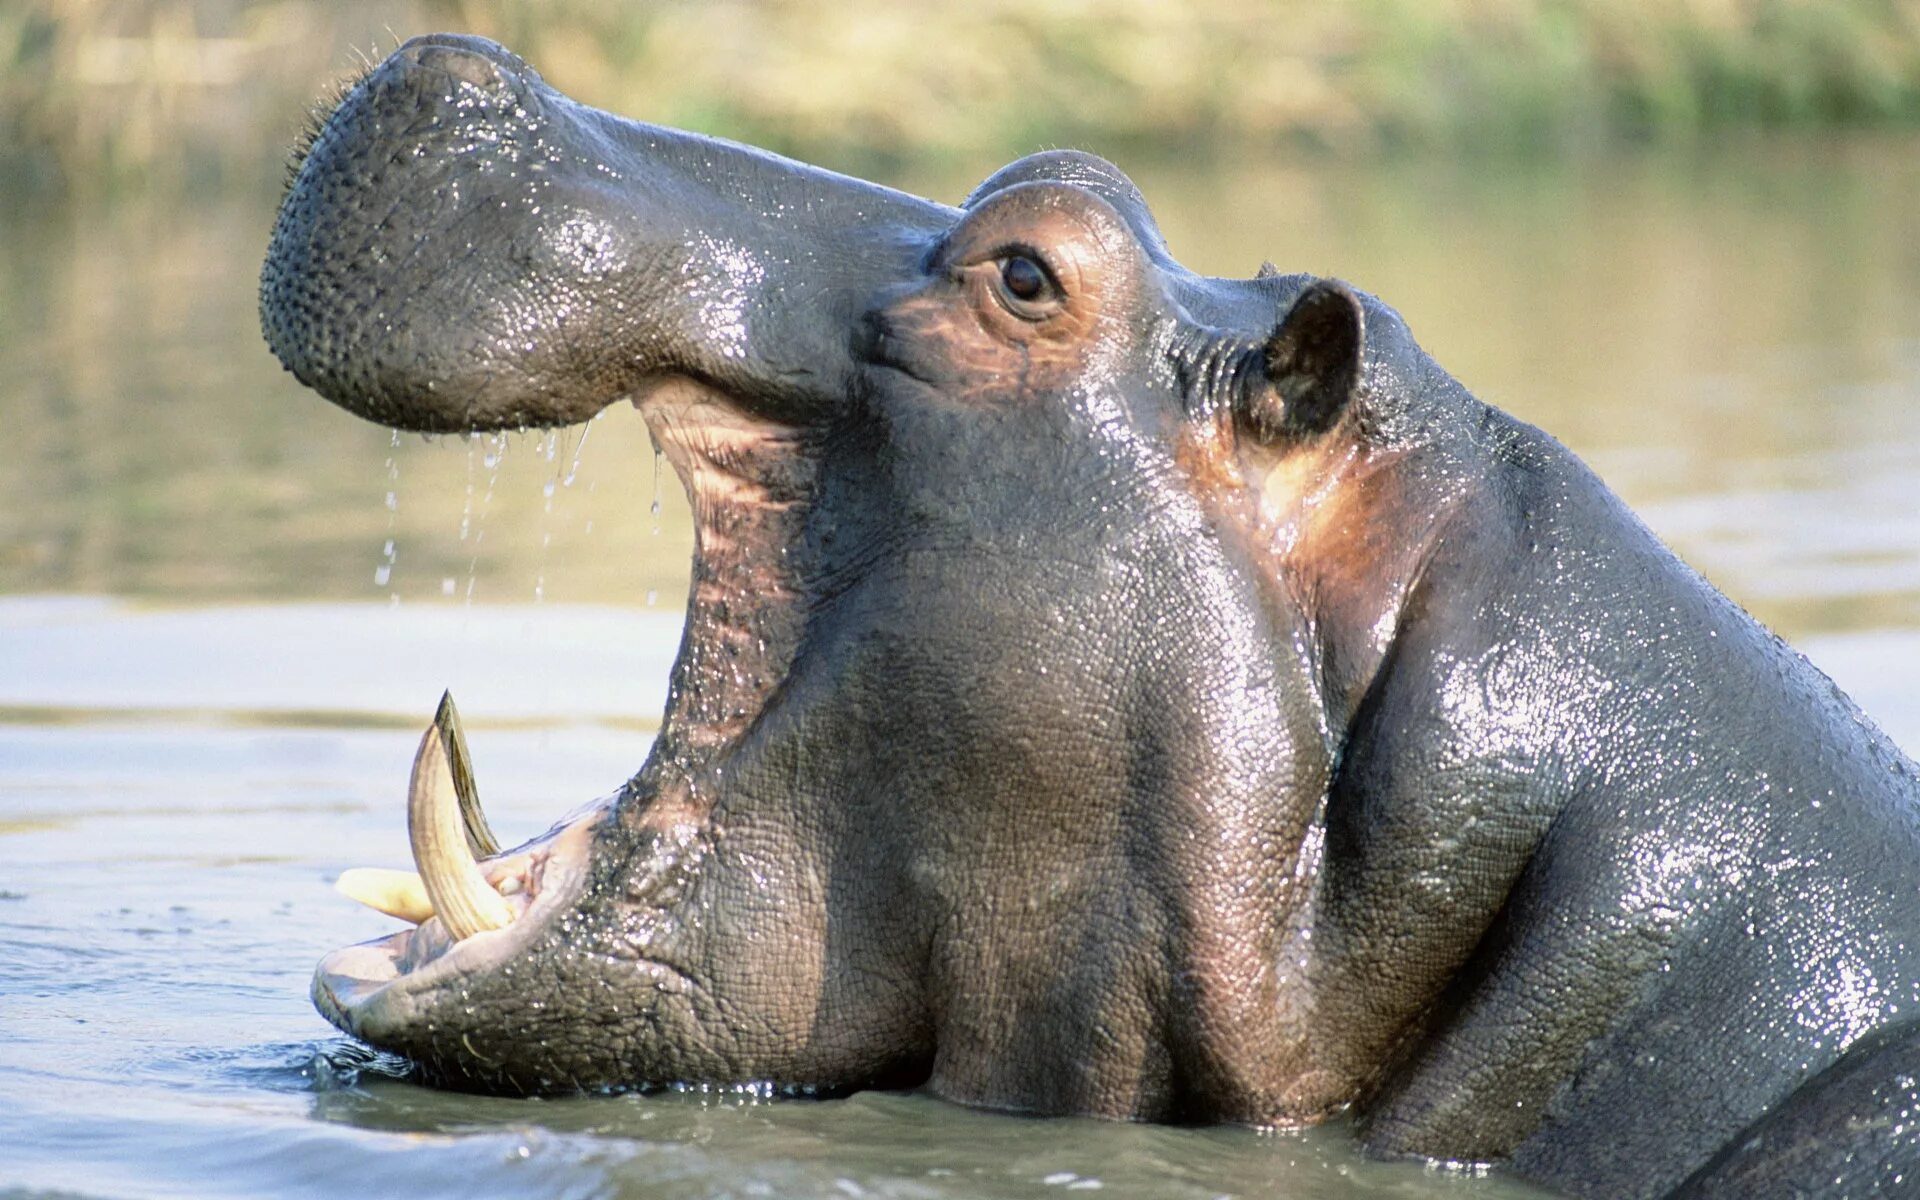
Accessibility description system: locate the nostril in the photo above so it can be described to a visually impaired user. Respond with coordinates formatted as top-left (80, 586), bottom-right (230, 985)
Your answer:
top-left (405, 43), bottom-right (517, 101)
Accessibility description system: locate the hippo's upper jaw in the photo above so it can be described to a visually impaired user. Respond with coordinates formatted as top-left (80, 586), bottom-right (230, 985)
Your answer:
top-left (261, 34), bottom-right (951, 434)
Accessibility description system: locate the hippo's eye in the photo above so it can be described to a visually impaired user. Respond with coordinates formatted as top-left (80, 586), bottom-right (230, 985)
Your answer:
top-left (989, 252), bottom-right (1061, 319)
top-left (1002, 255), bottom-right (1047, 301)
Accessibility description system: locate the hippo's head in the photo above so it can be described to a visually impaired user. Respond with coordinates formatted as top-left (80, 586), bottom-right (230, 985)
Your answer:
top-left (268, 35), bottom-right (1385, 1119)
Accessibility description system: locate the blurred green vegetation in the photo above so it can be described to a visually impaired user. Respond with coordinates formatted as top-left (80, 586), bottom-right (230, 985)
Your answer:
top-left (7, 0), bottom-right (1920, 196)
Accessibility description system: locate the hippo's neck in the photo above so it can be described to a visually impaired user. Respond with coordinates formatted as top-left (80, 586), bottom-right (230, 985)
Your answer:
top-left (631, 378), bottom-right (820, 805)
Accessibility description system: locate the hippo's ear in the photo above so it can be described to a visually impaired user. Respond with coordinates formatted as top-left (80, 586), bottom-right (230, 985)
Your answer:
top-left (1241, 280), bottom-right (1365, 442)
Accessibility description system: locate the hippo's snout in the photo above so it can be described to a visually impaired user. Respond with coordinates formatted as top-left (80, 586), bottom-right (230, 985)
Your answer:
top-left (261, 34), bottom-right (600, 432)
top-left (262, 35), bottom-right (950, 435)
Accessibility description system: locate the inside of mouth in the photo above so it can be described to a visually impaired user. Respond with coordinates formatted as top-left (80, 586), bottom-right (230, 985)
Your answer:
top-left (629, 379), bottom-right (820, 760)
top-left (331, 388), bottom-right (820, 981)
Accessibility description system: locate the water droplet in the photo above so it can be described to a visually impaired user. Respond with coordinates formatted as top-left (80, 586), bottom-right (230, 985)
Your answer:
top-left (374, 442), bottom-right (403, 595)
top-left (564, 418), bottom-right (593, 485)
top-left (651, 448), bottom-right (664, 533)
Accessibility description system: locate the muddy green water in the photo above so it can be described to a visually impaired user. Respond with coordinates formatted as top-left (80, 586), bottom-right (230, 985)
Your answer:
top-left (4, 139), bottom-right (1920, 1199)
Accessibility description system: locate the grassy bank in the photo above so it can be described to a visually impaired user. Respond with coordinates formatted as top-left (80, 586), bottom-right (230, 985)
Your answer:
top-left (7, 0), bottom-right (1920, 196)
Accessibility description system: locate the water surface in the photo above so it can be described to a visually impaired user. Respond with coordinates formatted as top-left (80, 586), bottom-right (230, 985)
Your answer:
top-left (3, 137), bottom-right (1919, 1198)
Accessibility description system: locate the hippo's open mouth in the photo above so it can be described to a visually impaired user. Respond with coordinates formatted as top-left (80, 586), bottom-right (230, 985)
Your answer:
top-left (268, 32), bottom-right (946, 1063)
top-left (312, 373), bottom-right (813, 1047)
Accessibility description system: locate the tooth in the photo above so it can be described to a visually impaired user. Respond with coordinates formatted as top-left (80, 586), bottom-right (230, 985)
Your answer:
top-left (434, 690), bottom-right (500, 858)
top-left (335, 867), bottom-right (434, 924)
top-left (408, 701), bottom-right (515, 939)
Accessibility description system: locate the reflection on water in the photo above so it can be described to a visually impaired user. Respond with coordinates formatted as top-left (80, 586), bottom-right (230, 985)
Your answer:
top-left (2, 137), bottom-right (1918, 1199)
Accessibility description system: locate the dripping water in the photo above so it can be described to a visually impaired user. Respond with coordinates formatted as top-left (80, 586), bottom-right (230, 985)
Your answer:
top-left (374, 430), bottom-right (400, 602)
top-left (650, 446), bottom-right (664, 530)
top-left (535, 429), bottom-right (560, 604)
top-left (581, 411), bottom-right (602, 536)
top-left (564, 416), bottom-right (592, 486)
top-left (462, 431), bottom-right (507, 605)
top-left (647, 446), bottom-right (663, 607)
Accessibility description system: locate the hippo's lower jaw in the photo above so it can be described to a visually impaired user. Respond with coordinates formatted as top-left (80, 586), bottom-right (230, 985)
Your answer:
top-left (313, 792), bottom-right (603, 1070)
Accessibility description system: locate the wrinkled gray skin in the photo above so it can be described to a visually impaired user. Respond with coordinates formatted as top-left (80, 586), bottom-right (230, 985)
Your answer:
top-left (263, 35), bottom-right (1920, 1200)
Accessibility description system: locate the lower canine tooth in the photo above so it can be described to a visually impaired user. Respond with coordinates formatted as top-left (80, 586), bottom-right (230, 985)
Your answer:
top-left (409, 704), bottom-right (516, 939)
top-left (435, 690), bottom-right (500, 858)
top-left (335, 867), bottom-right (434, 924)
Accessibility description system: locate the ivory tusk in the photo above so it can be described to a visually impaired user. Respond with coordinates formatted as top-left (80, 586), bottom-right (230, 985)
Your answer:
top-left (335, 867), bottom-right (434, 924)
top-left (408, 704), bottom-right (515, 939)
top-left (434, 690), bottom-right (500, 858)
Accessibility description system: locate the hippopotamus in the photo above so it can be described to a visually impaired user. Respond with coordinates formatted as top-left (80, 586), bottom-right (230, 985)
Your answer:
top-left (261, 34), bottom-right (1920, 1200)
